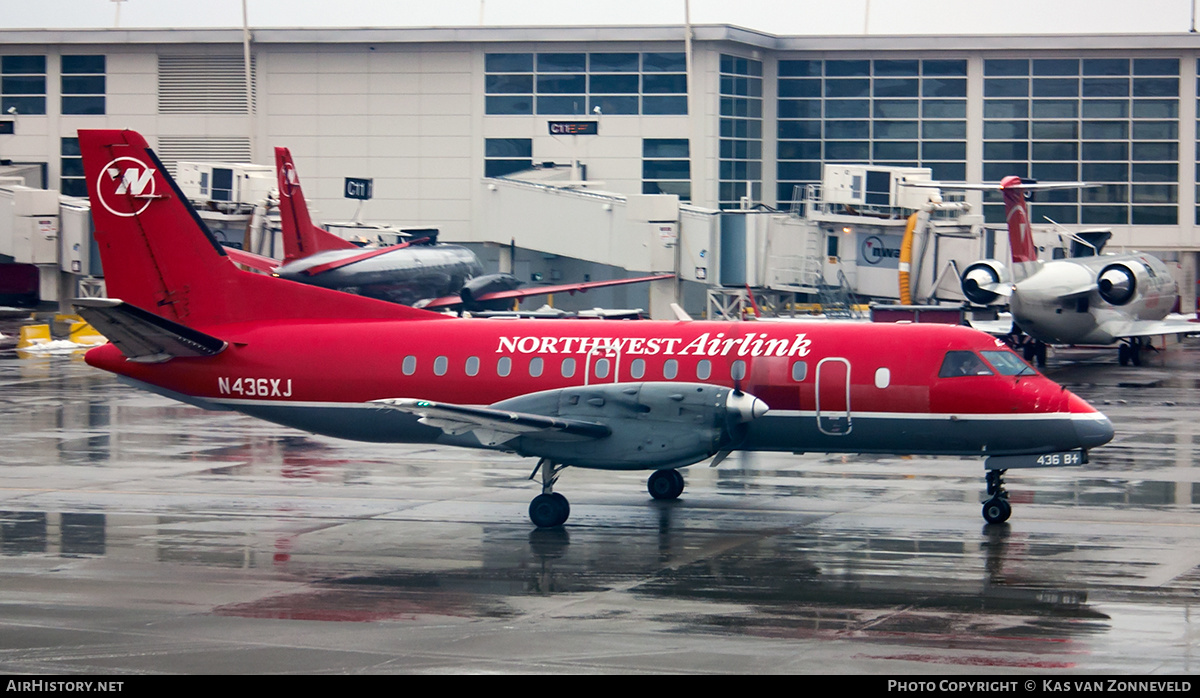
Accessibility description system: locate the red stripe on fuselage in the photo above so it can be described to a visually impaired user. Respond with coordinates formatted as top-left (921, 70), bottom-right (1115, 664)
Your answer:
top-left (84, 319), bottom-right (1096, 418)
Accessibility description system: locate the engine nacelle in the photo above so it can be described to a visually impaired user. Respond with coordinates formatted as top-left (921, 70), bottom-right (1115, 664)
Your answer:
top-left (492, 382), bottom-right (768, 470)
top-left (459, 273), bottom-right (523, 310)
top-left (1097, 262), bottom-right (1141, 306)
top-left (960, 260), bottom-right (1011, 306)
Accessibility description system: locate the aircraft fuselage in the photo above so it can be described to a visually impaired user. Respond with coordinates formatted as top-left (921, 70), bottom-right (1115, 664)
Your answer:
top-left (273, 244), bottom-right (484, 306)
top-left (1011, 254), bottom-right (1178, 345)
top-left (85, 318), bottom-right (1112, 468)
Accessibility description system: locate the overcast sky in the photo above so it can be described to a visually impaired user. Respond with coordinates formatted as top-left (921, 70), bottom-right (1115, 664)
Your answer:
top-left (6, 0), bottom-right (1199, 35)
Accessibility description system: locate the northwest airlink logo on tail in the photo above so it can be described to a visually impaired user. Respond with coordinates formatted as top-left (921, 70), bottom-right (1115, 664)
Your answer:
top-left (279, 162), bottom-right (298, 198)
top-left (97, 157), bottom-right (157, 217)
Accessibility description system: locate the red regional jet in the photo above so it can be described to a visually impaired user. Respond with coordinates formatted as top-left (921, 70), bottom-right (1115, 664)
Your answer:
top-left (223, 147), bottom-right (671, 312)
top-left (74, 129), bottom-right (1113, 527)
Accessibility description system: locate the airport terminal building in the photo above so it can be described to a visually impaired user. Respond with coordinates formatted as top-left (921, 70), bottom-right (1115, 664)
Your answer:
top-left (3, 23), bottom-right (1200, 307)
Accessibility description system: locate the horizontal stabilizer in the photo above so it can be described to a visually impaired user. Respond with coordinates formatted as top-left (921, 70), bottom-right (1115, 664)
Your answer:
top-left (222, 245), bottom-right (279, 274)
top-left (911, 180), bottom-right (1095, 193)
top-left (73, 298), bottom-right (227, 363)
top-left (417, 273), bottom-right (675, 310)
top-left (373, 397), bottom-right (611, 447)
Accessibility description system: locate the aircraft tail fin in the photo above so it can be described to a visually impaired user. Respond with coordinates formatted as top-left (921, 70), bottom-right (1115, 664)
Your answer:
top-left (999, 176), bottom-right (1042, 279)
top-left (275, 147), bottom-right (359, 262)
top-left (78, 129), bottom-right (442, 328)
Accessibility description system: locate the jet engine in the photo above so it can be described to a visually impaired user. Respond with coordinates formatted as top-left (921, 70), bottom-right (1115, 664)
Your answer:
top-left (459, 273), bottom-right (523, 310)
top-left (493, 382), bottom-right (768, 470)
top-left (1097, 263), bottom-right (1140, 306)
top-left (960, 260), bottom-right (1011, 306)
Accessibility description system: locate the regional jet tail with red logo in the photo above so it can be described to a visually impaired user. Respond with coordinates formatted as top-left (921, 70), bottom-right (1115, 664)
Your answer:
top-left (225, 146), bottom-right (672, 312)
top-left (948, 176), bottom-right (1195, 366)
top-left (76, 129), bottom-right (1113, 527)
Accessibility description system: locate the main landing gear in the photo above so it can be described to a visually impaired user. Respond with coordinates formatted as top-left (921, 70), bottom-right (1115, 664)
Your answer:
top-left (647, 468), bottom-right (685, 500)
top-left (1118, 337), bottom-right (1152, 366)
top-left (526, 462), bottom-right (688, 528)
top-left (528, 458), bottom-right (570, 528)
top-left (1021, 340), bottom-right (1048, 368)
top-left (982, 468), bottom-right (1011, 524)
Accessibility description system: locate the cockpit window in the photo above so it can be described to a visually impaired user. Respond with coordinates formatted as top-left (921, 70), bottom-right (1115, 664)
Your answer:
top-left (981, 350), bottom-right (1037, 376)
top-left (939, 351), bottom-right (994, 378)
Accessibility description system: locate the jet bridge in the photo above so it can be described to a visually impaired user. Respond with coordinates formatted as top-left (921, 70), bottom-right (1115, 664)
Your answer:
top-left (479, 164), bottom-right (994, 320)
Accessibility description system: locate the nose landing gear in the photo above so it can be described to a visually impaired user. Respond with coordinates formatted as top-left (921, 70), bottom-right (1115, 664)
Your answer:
top-left (982, 468), bottom-right (1011, 524)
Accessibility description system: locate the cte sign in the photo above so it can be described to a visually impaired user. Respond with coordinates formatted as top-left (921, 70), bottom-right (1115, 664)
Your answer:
top-left (548, 121), bottom-right (598, 136)
top-left (344, 177), bottom-right (373, 200)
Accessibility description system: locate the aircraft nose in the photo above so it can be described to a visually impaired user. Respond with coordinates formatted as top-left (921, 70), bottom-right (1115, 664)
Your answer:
top-left (1074, 412), bottom-right (1115, 450)
top-left (1064, 391), bottom-right (1114, 450)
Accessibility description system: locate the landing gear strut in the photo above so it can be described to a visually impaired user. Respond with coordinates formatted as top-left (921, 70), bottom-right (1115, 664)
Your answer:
top-left (647, 468), bottom-right (685, 500)
top-left (1021, 340), bottom-right (1047, 368)
top-left (982, 468), bottom-right (1011, 524)
top-left (1118, 337), bottom-right (1150, 366)
top-left (528, 458), bottom-right (570, 528)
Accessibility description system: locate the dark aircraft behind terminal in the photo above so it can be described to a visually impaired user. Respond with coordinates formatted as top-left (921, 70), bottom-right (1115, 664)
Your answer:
top-left (223, 148), bottom-right (670, 312)
top-left (73, 129), bottom-right (1112, 528)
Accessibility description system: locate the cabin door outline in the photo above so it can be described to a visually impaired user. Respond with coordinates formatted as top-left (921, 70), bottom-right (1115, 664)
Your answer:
top-left (815, 357), bottom-right (852, 436)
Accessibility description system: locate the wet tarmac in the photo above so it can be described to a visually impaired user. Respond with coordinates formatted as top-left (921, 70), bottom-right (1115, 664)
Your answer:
top-left (0, 328), bottom-right (1198, 674)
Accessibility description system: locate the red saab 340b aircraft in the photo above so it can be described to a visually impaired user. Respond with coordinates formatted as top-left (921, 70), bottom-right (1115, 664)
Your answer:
top-left (75, 129), bottom-right (1113, 527)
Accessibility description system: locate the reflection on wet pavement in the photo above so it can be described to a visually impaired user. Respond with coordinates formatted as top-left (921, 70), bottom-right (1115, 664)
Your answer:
top-left (0, 339), bottom-right (1197, 673)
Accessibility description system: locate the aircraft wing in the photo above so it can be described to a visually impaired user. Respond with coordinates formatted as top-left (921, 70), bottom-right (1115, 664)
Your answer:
top-left (1098, 315), bottom-right (1200, 340)
top-left (967, 313), bottom-right (1014, 335)
top-left (418, 273), bottom-right (675, 310)
top-left (373, 397), bottom-right (611, 447)
top-left (73, 298), bottom-right (228, 363)
top-left (222, 246), bottom-right (279, 274)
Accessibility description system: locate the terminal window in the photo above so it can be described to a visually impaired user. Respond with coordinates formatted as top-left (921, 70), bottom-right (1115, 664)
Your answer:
top-left (719, 54), bottom-right (763, 209)
top-left (1, 55), bottom-right (46, 116)
top-left (776, 58), bottom-right (967, 208)
top-left (485, 52), bottom-right (686, 116)
top-left (983, 57), bottom-right (1179, 226)
top-left (61, 137), bottom-right (85, 197)
top-left (61, 55), bottom-right (106, 115)
top-left (643, 138), bottom-right (690, 201)
top-left (485, 138), bottom-right (533, 178)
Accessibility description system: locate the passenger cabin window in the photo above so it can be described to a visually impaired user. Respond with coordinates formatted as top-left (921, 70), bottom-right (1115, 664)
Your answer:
top-left (465, 356), bottom-right (480, 376)
top-left (561, 357), bottom-right (576, 378)
top-left (497, 356), bottom-right (512, 377)
top-left (663, 359), bottom-right (678, 379)
top-left (630, 358), bottom-right (646, 379)
top-left (938, 351), bottom-right (994, 377)
top-left (402, 355), bottom-right (417, 376)
top-left (731, 360), bottom-right (746, 381)
top-left (434, 356), bottom-right (448, 376)
top-left (529, 357), bottom-right (544, 377)
top-left (980, 350), bottom-right (1037, 376)
top-left (696, 360), bottom-right (712, 380)
top-left (791, 361), bottom-right (808, 381)
top-left (874, 367), bottom-right (891, 388)
top-left (594, 358), bottom-right (610, 379)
